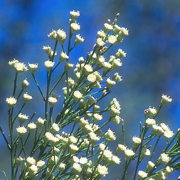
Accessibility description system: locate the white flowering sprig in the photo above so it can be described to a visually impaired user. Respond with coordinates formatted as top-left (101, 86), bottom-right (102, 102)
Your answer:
top-left (0, 11), bottom-right (179, 180)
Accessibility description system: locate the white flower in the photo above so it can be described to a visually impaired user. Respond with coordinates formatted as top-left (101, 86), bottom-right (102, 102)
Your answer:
top-left (97, 30), bottom-right (106, 38)
top-left (104, 23), bottom-right (113, 32)
top-left (164, 130), bottom-right (174, 139)
top-left (161, 94), bottom-right (172, 105)
top-left (71, 23), bottom-right (80, 32)
top-left (9, 59), bottom-right (19, 66)
top-left (16, 126), bottom-right (27, 135)
top-left (99, 143), bottom-right (106, 151)
top-left (28, 63), bottom-right (38, 73)
top-left (57, 29), bottom-right (66, 43)
top-left (69, 144), bottom-right (79, 153)
top-left (147, 161), bottom-right (155, 170)
top-left (107, 78), bottom-right (116, 87)
top-left (88, 132), bottom-right (100, 143)
top-left (27, 123), bottom-right (37, 131)
top-left (87, 73), bottom-right (97, 83)
top-left (79, 157), bottom-right (88, 165)
top-left (37, 160), bottom-right (45, 167)
top-left (69, 136), bottom-right (78, 144)
top-left (59, 162), bottom-right (66, 170)
top-left (73, 91), bottom-right (82, 99)
top-left (48, 30), bottom-right (57, 40)
top-left (93, 113), bottom-right (102, 122)
top-left (6, 97), bottom-right (17, 107)
top-left (51, 123), bottom-right (60, 133)
top-left (13, 62), bottom-right (28, 72)
top-left (112, 73), bottom-right (123, 82)
top-left (29, 165), bottom-right (38, 174)
top-left (97, 38), bottom-right (105, 47)
top-left (119, 27), bottom-right (129, 36)
top-left (152, 125), bottom-right (164, 135)
top-left (60, 52), bottom-right (69, 61)
top-left (111, 58), bottom-right (122, 68)
top-left (144, 107), bottom-right (157, 116)
top-left (44, 60), bottom-right (55, 71)
top-left (159, 153), bottom-right (171, 163)
top-left (75, 34), bottom-right (84, 44)
top-left (117, 144), bottom-right (127, 153)
top-left (145, 118), bottom-right (156, 127)
top-left (23, 92), bottom-right (32, 102)
top-left (37, 117), bottom-right (46, 126)
top-left (142, 148), bottom-right (151, 157)
top-left (26, 157), bottom-right (36, 165)
top-left (102, 62), bottom-right (112, 69)
top-left (124, 148), bottom-right (135, 157)
top-left (48, 97), bottom-right (58, 107)
top-left (111, 155), bottom-right (121, 164)
top-left (97, 164), bottom-right (108, 176)
top-left (138, 170), bottom-right (147, 178)
top-left (111, 115), bottom-right (122, 124)
top-left (72, 163), bottom-right (82, 174)
top-left (104, 129), bottom-right (116, 141)
top-left (70, 10), bottom-right (80, 19)
top-left (84, 64), bottom-right (93, 73)
top-left (108, 35), bottom-right (117, 44)
top-left (116, 49), bottom-right (126, 58)
top-left (22, 79), bottom-right (29, 89)
top-left (132, 136), bottom-right (141, 145)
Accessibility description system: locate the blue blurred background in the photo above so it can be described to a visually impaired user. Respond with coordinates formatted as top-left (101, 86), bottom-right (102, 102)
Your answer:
top-left (0, 0), bottom-right (180, 179)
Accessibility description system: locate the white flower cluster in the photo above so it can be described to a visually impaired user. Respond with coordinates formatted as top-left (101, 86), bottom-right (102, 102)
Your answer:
top-left (3, 10), bottom-right (178, 180)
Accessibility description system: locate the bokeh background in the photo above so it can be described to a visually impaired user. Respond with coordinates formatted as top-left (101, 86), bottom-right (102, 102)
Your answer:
top-left (0, 0), bottom-right (180, 179)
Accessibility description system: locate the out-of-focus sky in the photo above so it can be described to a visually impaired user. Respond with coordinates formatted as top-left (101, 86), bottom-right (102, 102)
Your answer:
top-left (0, 0), bottom-right (179, 179)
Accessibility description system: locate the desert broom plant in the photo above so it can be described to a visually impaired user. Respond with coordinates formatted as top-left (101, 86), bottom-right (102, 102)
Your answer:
top-left (0, 11), bottom-right (179, 180)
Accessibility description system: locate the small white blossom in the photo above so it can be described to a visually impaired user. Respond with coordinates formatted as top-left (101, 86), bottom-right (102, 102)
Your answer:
top-left (26, 157), bottom-right (36, 165)
top-left (58, 162), bottom-right (66, 170)
top-left (119, 27), bottom-right (129, 36)
top-left (6, 97), bottom-right (17, 107)
top-left (117, 144), bottom-right (127, 153)
top-left (28, 63), bottom-right (38, 73)
top-left (124, 148), bottom-right (135, 157)
top-left (37, 160), bottom-right (45, 167)
top-left (138, 170), bottom-right (147, 178)
top-left (97, 164), bottom-right (108, 176)
top-left (159, 153), bottom-right (171, 163)
top-left (13, 62), bottom-right (28, 72)
top-left (132, 136), bottom-right (141, 146)
top-left (71, 23), bottom-right (80, 32)
top-left (27, 123), bottom-right (37, 131)
top-left (60, 52), bottom-right (69, 61)
top-left (116, 49), bottom-right (126, 58)
top-left (97, 38), bottom-right (105, 47)
top-left (70, 10), bottom-right (80, 19)
top-left (75, 34), bottom-right (84, 44)
top-left (37, 117), bottom-right (46, 126)
top-left (16, 126), bottom-right (27, 135)
top-left (105, 129), bottom-right (116, 141)
top-left (73, 91), bottom-right (82, 99)
top-left (87, 73), bottom-right (97, 83)
top-left (72, 163), bottom-right (82, 174)
top-left (104, 23), bottom-right (113, 32)
top-left (48, 97), bottom-right (58, 107)
top-left (57, 29), bottom-right (66, 44)
top-left (22, 79), bottom-right (29, 89)
top-left (23, 93), bottom-right (32, 102)
top-left (44, 60), bottom-right (55, 71)
top-left (108, 35), bottom-right (117, 44)
top-left (146, 118), bottom-right (156, 127)
top-left (161, 94), bottom-right (172, 105)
